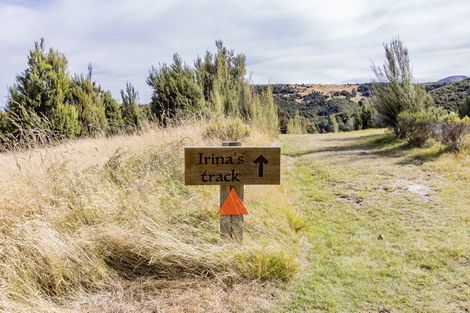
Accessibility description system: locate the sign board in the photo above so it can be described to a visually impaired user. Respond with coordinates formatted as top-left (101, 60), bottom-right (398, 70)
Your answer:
top-left (184, 146), bottom-right (280, 185)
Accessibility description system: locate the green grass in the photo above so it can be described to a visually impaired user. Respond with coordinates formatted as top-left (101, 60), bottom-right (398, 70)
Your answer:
top-left (368, 132), bottom-right (404, 148)
top-left (278, 130), bottom-right (470, 312)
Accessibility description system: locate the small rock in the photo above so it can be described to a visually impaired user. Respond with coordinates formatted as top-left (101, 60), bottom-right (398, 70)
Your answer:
top-left (378, 234), bottom-right (384, 240)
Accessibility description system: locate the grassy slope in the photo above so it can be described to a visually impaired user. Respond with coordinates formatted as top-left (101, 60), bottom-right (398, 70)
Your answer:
top-left (0, 122), bottom-right (303, 313)
top-left (280, 129), bottom-right (469, 312)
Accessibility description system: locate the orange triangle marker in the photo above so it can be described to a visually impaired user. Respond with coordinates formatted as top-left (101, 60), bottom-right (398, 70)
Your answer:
top-left (219, 188), bottom-right (248, 216)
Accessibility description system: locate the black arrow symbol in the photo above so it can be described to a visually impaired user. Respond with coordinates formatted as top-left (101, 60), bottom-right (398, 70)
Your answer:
top-left (254, 155), bottom-right (268, 177)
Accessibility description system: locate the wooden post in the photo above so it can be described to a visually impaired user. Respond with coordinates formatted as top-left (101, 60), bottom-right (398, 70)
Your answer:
top-left (220, 141), bottom-right (244, 243)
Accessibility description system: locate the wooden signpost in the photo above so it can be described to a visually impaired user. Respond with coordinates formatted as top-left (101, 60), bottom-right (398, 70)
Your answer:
top-left (184, 142), bottom-right (281, 242)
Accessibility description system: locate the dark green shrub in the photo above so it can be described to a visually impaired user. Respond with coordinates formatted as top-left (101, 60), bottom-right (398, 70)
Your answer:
top-left (121, 82), bottom-right (146, 132)
top-left (102, 91), bottom-right (124, 134)
top-left (7, 39), bottom-right (79, 140)
top-left (459, 98), bottom-right (470, 118)
top-left (68, 76), bottom-right (108, 136)
top-left (147, 54), bottom-right (205, 122)
top-left (148, 41), bottom-right (279, 135)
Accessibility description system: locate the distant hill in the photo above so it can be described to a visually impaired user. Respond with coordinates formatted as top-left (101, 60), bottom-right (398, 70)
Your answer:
top-left (256, 83), bottom-right (372, 133)
top-left (428, 79), bottom-right (470, 112)
top-left (265, 80), bottom-right (469, 132)
top-left (438, 75), bottom-right (468, 83)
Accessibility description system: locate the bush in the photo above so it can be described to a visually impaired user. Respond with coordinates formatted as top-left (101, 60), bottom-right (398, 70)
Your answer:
top-left (149, 41), bottom-right (279, 135)
top-left (148, 54), bottom-right (205, 121)
top-left (204, 118), bottom-right (251, 141)
top-left (328, 115), bottom-right (339, 133)
top-left (8, 39), bottom-right (73, 140)
top-left (459, 97), bottom-right (470, 118)
top-left (50, 103), bottom-right (81, 139)
top-left (102, 91), bottom-right (124, 134)
top-left (286, 110), bottom-right (306, 134)
top-left (121, 82), bottom-right (147, 133)
top-left (371, 38), bottom-right (434, 136)
top-left (439, 114), bottom-right (470, 151)
top-left (397, 109), bottom-right (441, 146)
top-left (68, 75), bottom-right (108, 136)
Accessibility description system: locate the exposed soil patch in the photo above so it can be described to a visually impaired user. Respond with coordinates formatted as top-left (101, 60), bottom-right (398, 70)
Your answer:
top-left (393, 178), bottom-right (433, 202)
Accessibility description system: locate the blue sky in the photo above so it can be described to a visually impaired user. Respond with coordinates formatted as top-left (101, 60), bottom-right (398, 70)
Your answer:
top-left (1, 0), bottom-right (469, 105)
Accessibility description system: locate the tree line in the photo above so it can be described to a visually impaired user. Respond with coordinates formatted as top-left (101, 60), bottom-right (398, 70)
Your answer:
top-left (0, 39), bottom-right (278, 150)
top-left (1, 37), bottom-right (468, 151)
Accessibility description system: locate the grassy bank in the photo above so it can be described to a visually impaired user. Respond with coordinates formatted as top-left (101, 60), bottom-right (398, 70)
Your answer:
top-left (0, 121), bottom-right (303, 312)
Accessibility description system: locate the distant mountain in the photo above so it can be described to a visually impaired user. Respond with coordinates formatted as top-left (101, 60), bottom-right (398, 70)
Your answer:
top-left (437, 75), bottom-right (468, 83)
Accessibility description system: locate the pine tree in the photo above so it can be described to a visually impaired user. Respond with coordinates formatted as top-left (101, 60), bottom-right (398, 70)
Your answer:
top-left (147, 54), bottom-right (205, 122)
top-left (121, 82), bottom-right (144, 132)
top-left (102, 91), bottom-right (124, 134)
top-left (7, 39), bottom-right (80, 139)
top-left (67, 75), bottom-right (107, 136)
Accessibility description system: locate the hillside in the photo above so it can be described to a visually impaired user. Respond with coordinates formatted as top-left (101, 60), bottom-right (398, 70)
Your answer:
top-left (269, 80), bottom-right (469, 132)
top-left (261, 84), bottom-right (371, 133)
top-left (427, 79), bottom-right (470, 112)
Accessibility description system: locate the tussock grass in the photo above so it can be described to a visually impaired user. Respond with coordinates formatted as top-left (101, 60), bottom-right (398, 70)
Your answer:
top-left (236, 249), bottom-right (297, 281)
top-left (204, 117), bottom-right (251, 141)
top-left (0, 121), bottom-right (300, 311)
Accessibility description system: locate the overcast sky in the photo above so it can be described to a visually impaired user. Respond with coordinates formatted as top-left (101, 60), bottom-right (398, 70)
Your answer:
top-left (1, 0), bottom-right (469, 105)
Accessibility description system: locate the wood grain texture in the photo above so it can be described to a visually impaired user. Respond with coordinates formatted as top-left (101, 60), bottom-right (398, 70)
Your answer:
top-left (185, 146), bottom-right (280, 185)
top-left (220, 141), bottom-right (244, 242)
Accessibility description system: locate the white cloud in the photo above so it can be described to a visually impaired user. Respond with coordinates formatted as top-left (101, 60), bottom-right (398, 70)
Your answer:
top-left (0, 0), bottom-right (469, 105)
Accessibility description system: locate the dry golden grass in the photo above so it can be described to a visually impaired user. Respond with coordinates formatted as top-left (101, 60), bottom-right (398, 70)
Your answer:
top-left (0, 120), bottom-right (303, 312)
top-left (289, 83), bottom-right (363, 102)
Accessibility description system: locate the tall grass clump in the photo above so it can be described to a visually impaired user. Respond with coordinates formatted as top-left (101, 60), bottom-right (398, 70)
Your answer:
top-left (236, 249), bottom-right (297, 281)
top-left (286, 110), bottom-right (307, 134)
top-left (204, 118), bottom-right (251, 141)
